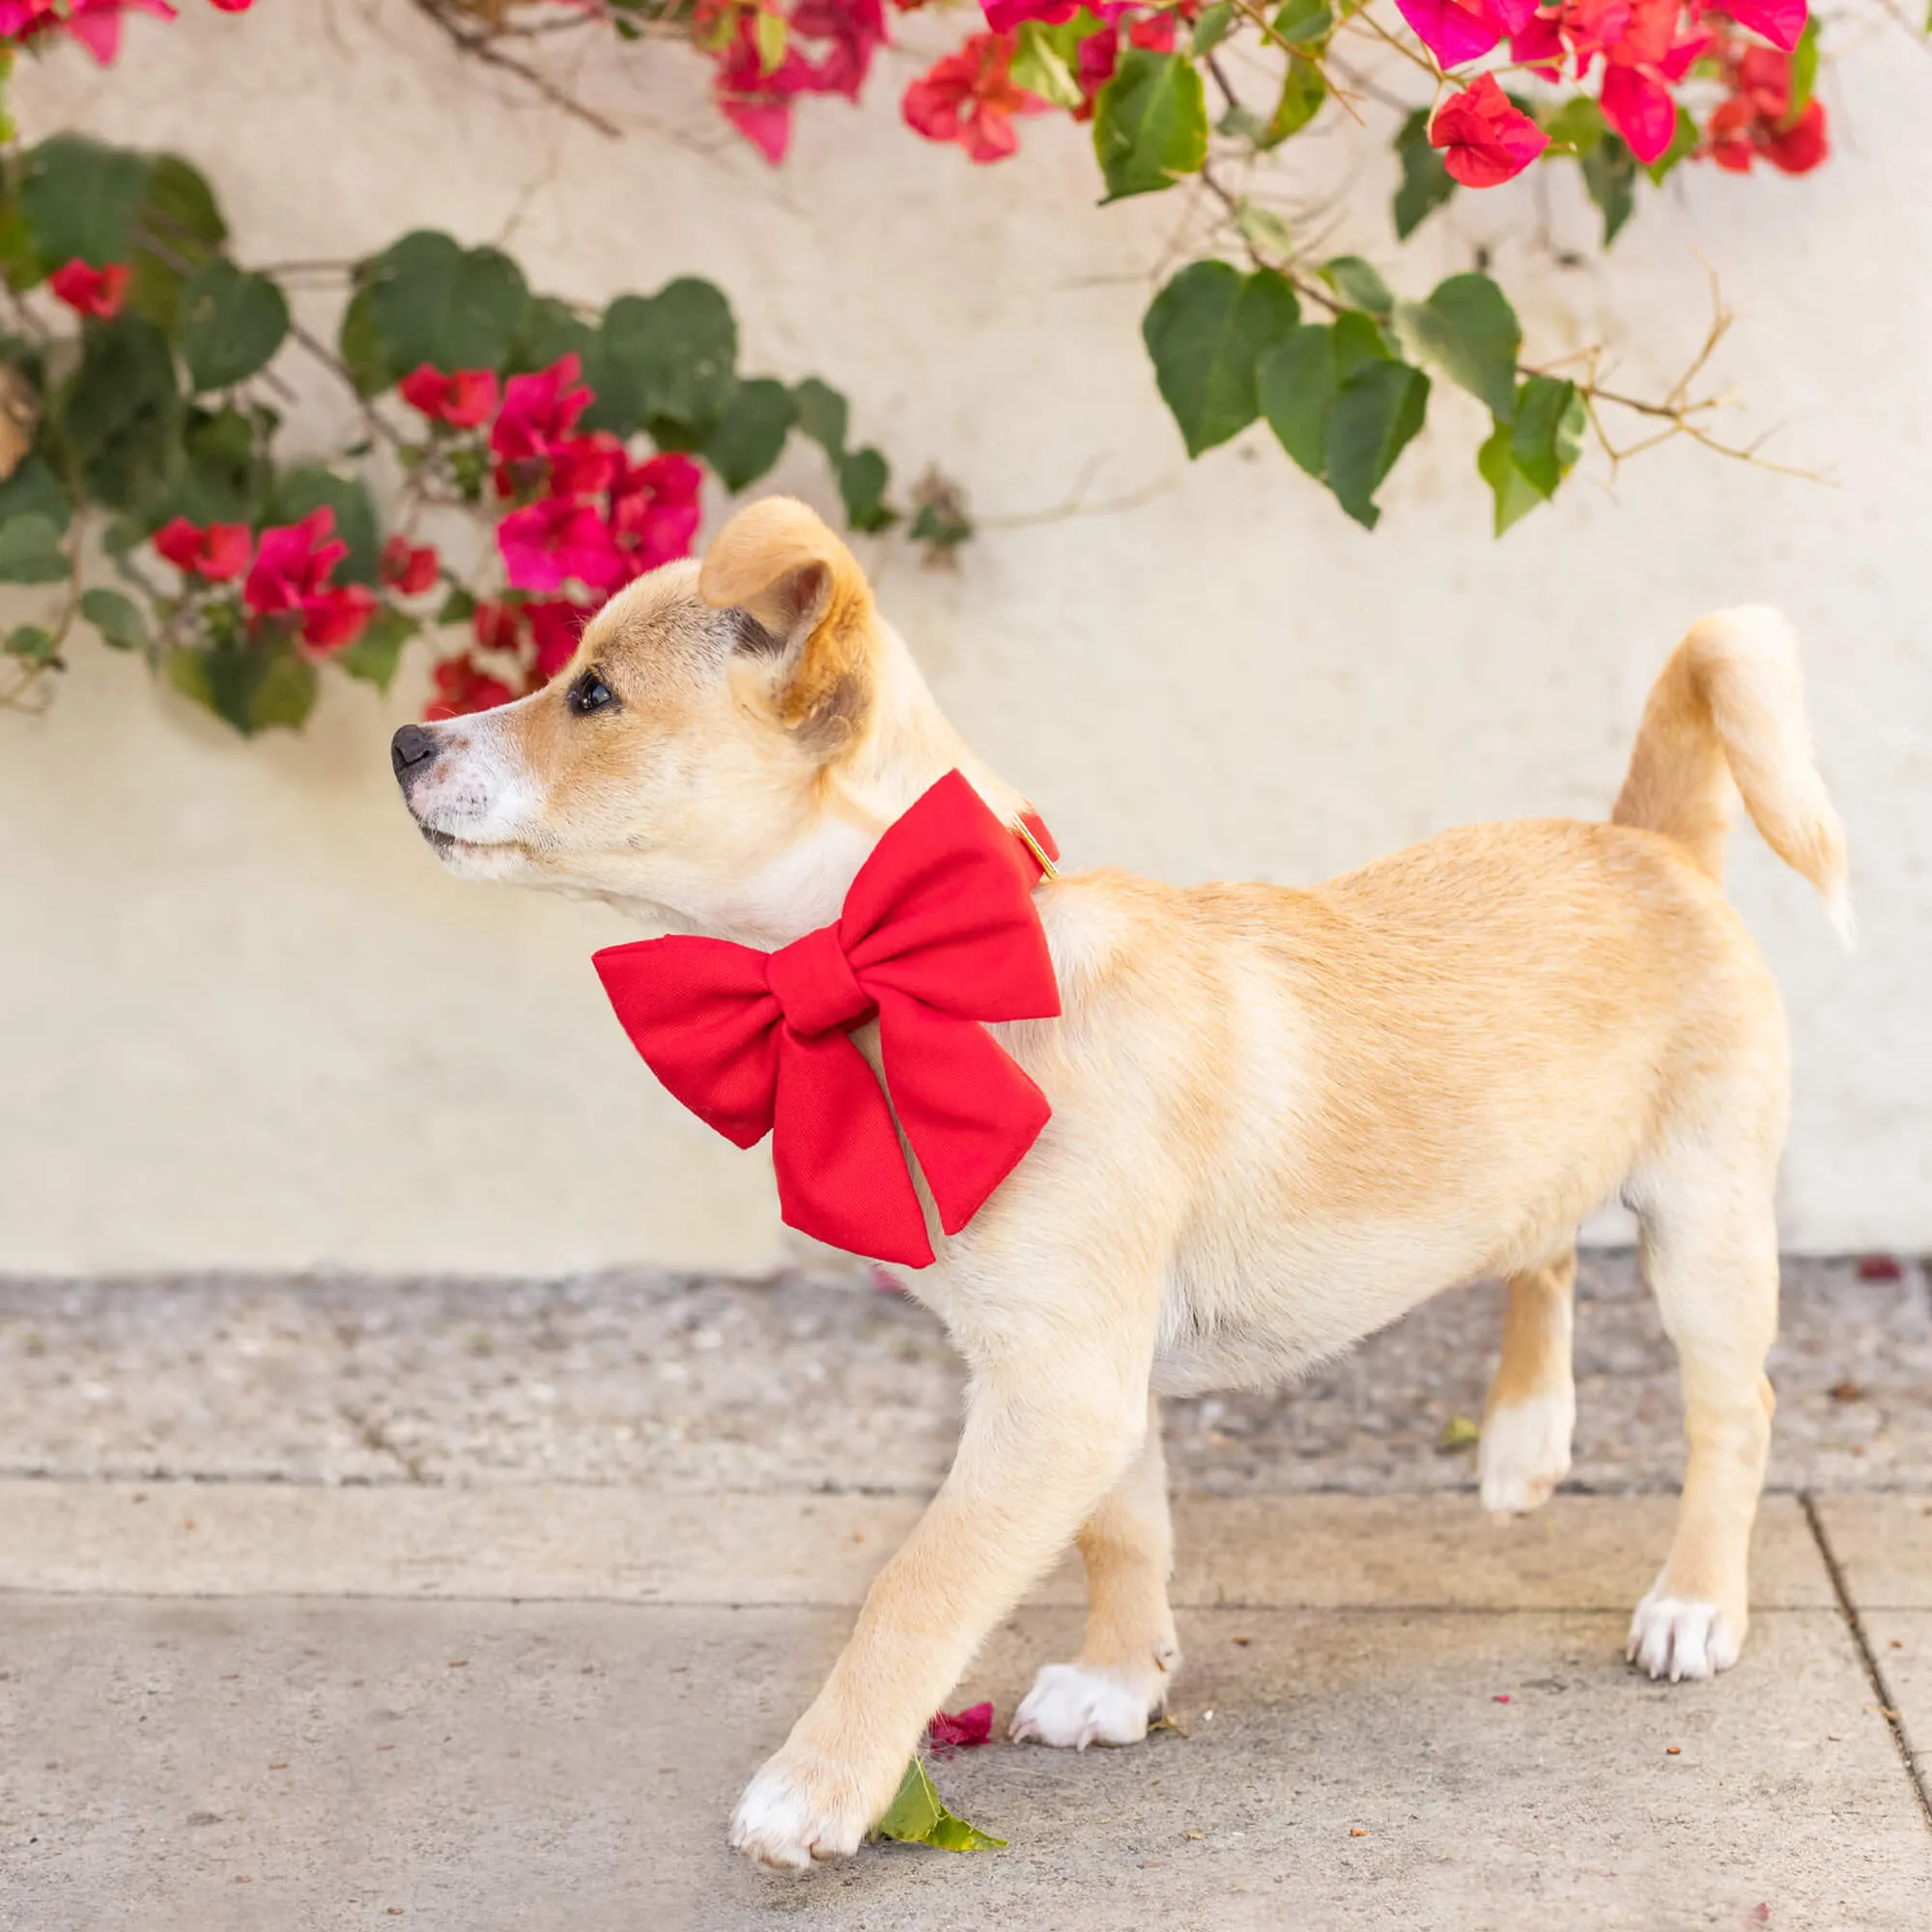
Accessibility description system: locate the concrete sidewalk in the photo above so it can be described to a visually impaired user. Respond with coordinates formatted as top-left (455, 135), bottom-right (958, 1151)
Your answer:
top-left (4, 1260), bottom-right (1931, 1929)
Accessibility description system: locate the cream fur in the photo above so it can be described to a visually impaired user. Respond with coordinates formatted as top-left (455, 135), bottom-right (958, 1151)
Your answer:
top-left (392, 499), bottom-right (1847, 1870)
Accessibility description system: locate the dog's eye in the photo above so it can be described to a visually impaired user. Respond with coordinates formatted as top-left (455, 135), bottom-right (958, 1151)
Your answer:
top-left (569, 669), bottom-right (615, 716)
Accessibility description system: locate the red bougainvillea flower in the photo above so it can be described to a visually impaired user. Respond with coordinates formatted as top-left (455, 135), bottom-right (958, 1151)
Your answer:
top-left (381, 535), bottom-right (440, 596)
top-left (490, 354), bottom-right (594, 491)
top-left (425, 653), bottom-right (518, 723)
top-left (1705, 42), bottom-right (1828, 173)
top-left (607, 452), bottom-right (704, 582)
top-left (1429, 73), bottom-right (1550, 187)
top-left (926, 1702), bottom-right (994, 1753)
top-left (472, 600), bottom-right (526, 656)
top-left (1707, 0), bottom-right (1806, 51)
top-left (527, 599), bottom-right (594, 682)
top-left (153, 516), bottom-right (250, 582)
top-left (398, 364), bottom-right (500, 430)
top-left (903, 30), bottom-right (1049, 164)
top-left (1395, 0), bottom-right (1537, 70)
top-left (708, 0), bottom-right (889, 166)
top-left (544, 432), bottom-right (624, 500)
top-left (497, 495), bottom-right (624, 595)
top-left (1068, 10), bottom-right (1177, 119)
top-left (242, 507), bottom-right (377, 653)
top-left (47, 258), bottom-right (129, 320)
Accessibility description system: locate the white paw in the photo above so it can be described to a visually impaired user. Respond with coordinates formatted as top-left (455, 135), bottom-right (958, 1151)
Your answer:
top-left (1479, 1391), bottom-right (1575, 1515)
top-left (728, 1749), bottom-right (869, 1870)
top-left (1010, 1662), bottom-right (1154, 1750)
top-left (1626, 1588), bottom-right (1743, 1682)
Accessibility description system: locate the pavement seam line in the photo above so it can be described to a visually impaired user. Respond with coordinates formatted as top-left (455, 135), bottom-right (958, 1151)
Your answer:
top-left (1800, 1489), bottom-right (1932, 1832)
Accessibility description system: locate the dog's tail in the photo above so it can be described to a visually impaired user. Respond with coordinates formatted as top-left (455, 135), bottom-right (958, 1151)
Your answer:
top-left (1611, 606), bottom-right (1850, 943)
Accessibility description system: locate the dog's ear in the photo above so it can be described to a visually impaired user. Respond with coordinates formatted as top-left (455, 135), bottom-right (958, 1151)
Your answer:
top-left (698, 497), bottom-right (873, 753)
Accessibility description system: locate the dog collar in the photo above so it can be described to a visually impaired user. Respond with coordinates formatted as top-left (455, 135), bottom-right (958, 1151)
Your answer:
top-left (593, 771), bottom-right (1063, 1267)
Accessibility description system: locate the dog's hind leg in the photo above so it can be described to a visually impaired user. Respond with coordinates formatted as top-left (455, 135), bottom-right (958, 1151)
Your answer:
top-left (1625, 1148), bottom-right (1780, 1682)
top-left (1479, 1247), bottom-right (1577, 1515)
top-left (1010, 1392), bottom-right (1179, 1748)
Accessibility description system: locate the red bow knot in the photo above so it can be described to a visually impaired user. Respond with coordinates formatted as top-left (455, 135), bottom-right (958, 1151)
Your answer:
top-left (592, 771), bottom-right (1061, 1266)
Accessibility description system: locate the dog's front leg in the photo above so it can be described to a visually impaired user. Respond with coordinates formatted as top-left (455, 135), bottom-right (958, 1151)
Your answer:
top-left (729, 1339), bottom-right (1151, 1868)
top-left (1011, 1393), bottom-right (1179, 1748)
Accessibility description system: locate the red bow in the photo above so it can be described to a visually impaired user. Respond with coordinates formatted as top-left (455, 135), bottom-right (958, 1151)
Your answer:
top-left (593, 771), bottom-right (1061, 1266)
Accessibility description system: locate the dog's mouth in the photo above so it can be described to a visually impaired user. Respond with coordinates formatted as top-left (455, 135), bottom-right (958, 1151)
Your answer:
top-left (417, 822), bottom-right (525, 866)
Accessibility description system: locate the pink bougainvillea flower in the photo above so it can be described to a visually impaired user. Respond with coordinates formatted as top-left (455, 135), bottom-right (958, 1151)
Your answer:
top-left (544, 432), bottom-right (624, 500)
top-left (607, 451), bottom-right (703, 582)
top-left (425, 653), bottom-right (518, 723)
top-left (489, 354), bottom-right (594, 488)
top-left (497, 495), bottom-right (624, 594)
top-left (709, 0), bottom-right (890, 165)
top-left (1704, 43), bottom-right (1828, 174)
top-left (926, 1702), bottom-right (994, 1753)
top-left (903, 30), bottom-right (1049, 164)
top-left (242, 507), bottom-right (376, 652)
top-left (46, 0), bottom-right (177, 65)
top-left (1599, 61), bottom-right (1678, 163)
top-left (1395, 0), bottom-right (1511, 69)
top-left (381, 535), bottom-right (440, 596)
top-left (526, 598), bottom-right (593, 682)
top-left (1429, 73), bottom-right (1550, 187)
top-left (47, 258), bottom-right (129, 320)
top-left (153, 515), bottom-right (250, 582)
top-left (1714, 0), bottom-right (1806, 52)
top-left (398, 364), bottom-right (500, 430)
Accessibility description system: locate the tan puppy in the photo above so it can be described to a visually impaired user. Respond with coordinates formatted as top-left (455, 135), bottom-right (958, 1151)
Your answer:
top-left (390, 497), bottom-right (1847, 1870)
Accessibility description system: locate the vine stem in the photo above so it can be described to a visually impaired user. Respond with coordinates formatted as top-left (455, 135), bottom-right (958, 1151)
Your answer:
top-left (409, 0), bottom-right (625, 138)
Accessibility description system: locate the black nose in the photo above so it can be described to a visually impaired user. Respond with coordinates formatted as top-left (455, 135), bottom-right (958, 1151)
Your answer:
top-left (390, 724), bottom-right (440, 790)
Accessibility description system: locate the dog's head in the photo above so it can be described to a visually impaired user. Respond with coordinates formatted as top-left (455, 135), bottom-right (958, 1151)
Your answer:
top-left (390, 497), bottom-right (946, 943)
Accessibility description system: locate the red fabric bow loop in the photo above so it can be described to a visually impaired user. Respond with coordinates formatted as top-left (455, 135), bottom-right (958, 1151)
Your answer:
top-left (592, 771), bottom-right (1061, 1267)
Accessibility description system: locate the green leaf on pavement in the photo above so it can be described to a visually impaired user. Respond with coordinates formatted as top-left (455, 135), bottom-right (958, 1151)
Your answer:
top-left (180, 260), bottom-right (290, 390)
top-left (1397, 272), bottom-right (1520, 421)
top-left (705, 376), bottom-right (795, 492)
top-left (1094, 50), bottom-right (1208, 202)
top-left (1392, 108), bottom-right (1458, 240)
top-left (872, 1759), bottom-right (1007, 1854)
top-left (80, 586), bottom-right (149, 650)
top-left (1318, 254), bottom-right (1394, 317)
top-left (1144, 261), bottom-right (1301, 457)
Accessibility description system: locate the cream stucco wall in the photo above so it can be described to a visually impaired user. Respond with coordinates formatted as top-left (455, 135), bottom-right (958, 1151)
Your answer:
top-left (2, 2), bottom-right (1927, 1273)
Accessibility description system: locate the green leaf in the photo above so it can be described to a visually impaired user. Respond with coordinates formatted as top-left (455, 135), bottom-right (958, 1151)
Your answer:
top-left (1392, 108), bottom-right (1457, 241)
top-left (124, 154), bottom-right (227, 335)
top-left (1477, 422), bottom-right (1544, 535)
top-left (1144, 262), bottom-right (1300, 458)
top-left (179, 260), bottom-right (290, 391)
top-left (269, 466), bottom-right (381, 585)
top-left (1644, 107), bottom-right (1700, 185)
top-left (5, 622), bottom-right (56, 662)
top-left (1579, 133), bottom-right (1637, 247)
top-left (0, 453), bottom-right (72, 536)
top-left (0, 512), bottom-right (69, 582)
top-left (1790, 16), bottom-right (1820, 115)
top-left (0, 193), bottom-right (42, 293)
top-left (705, 376), bottom-right (795, 493)
top-left (1331, 307), bottom-right (1393, 379)
top-left (19, 136), bottom-right (149, 269)
top-left (753, 5), bottom-right (787, 73)
top-left (1397, 272), bottom-right (1520, 421)
top-left (1234, 200), bottom-right (1295, 261)
top-left (1094, 50), bottom-right (1208, 202)
top-left (57, 314), bottom-right (183, 514)
top-left (333, 604), bottom-right (416, 691)
top-left (80, 585), bottom-right (148, 651)
top-left (1263, 54), bottom-right (1325, 145)
top-left (1258, 323), bottom-right (1337, 478)
top-left (872, 1759), bottom-right (1006, 1854)
top-left (792, 376), bottom-right (848, 458)
top-left (436, 585), bottom-right (477, 626)
top-left (1191, 1), bottom-right (1236, 54)
top-left (364, 231), bottom-right (529, 376)
top-left (1540, 96), bottom-right (1605, 156)
top-left (337, 286), bottom-right (394, 399)
top-left (1325, 358), bottom-right (1429, 529)
top-left (838, 446), bottom-right (895, 532)
top-left (585, 278), bottom-right (738, 440)
top-left (1011, 19), bottom-right (1085, 107)
top-left (1318, 254), bottom-right (1394, 317)
top-left (168, 636), bottom-right (318, 736)
top-left (509, 295), bottom-right (597, 377)
top-left (1271, 0), bottom-right (1333, 44)
top-left (1509, 373), bottom-right (1585, 499)
top-left (909, 494), bottom-right (974, 552)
